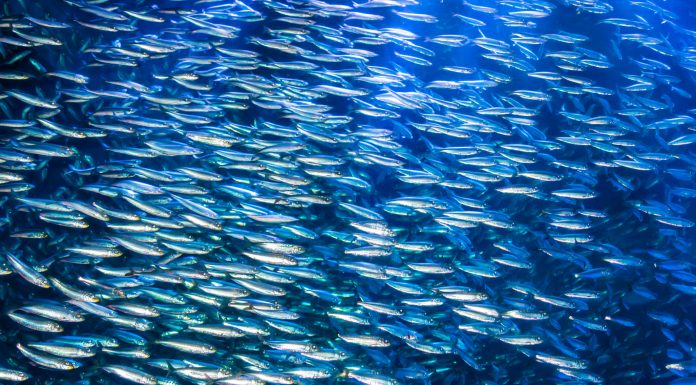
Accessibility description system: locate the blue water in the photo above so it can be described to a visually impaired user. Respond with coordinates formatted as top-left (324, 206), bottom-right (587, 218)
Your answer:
top-left (0, 0), bottom-right (695, 384)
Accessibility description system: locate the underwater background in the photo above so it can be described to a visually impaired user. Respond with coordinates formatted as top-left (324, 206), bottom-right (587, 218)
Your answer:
top-left (0, 0), bottom-right (695, 384)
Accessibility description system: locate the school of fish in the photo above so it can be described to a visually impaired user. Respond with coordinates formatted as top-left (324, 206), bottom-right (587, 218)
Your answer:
top-left (0, 0), bottom-right (695, 383)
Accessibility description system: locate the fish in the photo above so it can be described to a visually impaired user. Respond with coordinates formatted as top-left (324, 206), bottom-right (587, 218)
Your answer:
top-left (0, 0), bottom-right (693, 384)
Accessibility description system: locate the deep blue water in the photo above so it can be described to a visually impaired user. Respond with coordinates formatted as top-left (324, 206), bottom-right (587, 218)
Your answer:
top-left (0, 0), bottom-right (695, 384)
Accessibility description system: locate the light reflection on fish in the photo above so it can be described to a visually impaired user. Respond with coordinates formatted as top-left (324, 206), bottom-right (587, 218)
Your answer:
top-left (0, 0), bottom-right (694, 384)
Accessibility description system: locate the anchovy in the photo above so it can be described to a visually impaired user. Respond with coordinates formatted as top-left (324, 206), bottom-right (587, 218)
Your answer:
top-left (0, 1), bottom-right (693, 385)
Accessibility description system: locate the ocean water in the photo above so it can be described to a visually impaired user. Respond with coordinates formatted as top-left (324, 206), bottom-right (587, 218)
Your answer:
top-left (0, 0), bottom-right (695, 384)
